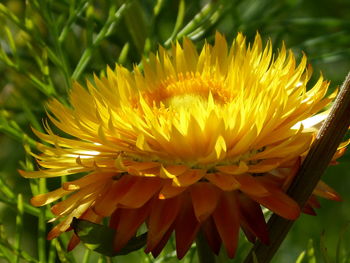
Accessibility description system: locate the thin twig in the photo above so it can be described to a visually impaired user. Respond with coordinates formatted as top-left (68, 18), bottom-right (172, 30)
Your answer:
top-left (244, 71), bottom-right (350, 263)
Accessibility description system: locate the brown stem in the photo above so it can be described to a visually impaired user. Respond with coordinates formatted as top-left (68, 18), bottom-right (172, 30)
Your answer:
top-left (244, 71), bottom-right (350, 263)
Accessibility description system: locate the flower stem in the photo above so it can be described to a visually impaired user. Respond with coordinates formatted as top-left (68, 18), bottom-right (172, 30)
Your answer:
top-left (38, 178), bottom-right (47, 262)
top-left (243, 71), bottom-right (350, 263)
top-left (196, 230), bottom-right (216, 263)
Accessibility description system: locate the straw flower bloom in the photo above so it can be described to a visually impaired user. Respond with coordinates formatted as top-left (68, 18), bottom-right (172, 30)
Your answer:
top-left (21, 33), bottom-right (347, 258)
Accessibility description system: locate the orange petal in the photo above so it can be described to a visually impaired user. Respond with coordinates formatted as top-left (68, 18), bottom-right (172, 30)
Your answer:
top-left (47, 224), bottom-right (62, 240)
top-left (237, 193), bottom-right (269, 244)
top-left (201, 217), bottom-right (221, 255)
top-left (190, 182), bottom-right (220, 222)
top-left (205, 173), bottom-right (240, 191)
top-left (249, 186), bottom-right (300, 220)
top-left (302, 204), bottom-right (316, 216)
top-left (274, 158), bottom-right (301, 191)
top-left (146, 196), bottom-right (181, 252)
top-left (248, 159), bottom-right (281, 173)
top-left (63, 172), bottom-right (114, 190)
top-left (31, 187), bottom-right (70, 207)
top-left (150, 224), bottom-right (174, 258)
top-left (173, 169), bottom-right (205, 187)
top-left (216, 161), bottom-right (249, 175)
top-left (175, 194), bottom-right (200, 259)
top-left (109, 208), bottom-right (121, 229)
top-left (313, 181), bottom-right (342, 201)
top-left (159, 165), bottom-right (188, 179)
top-left (241, 223), bottom-right (258, 244)
top-left (234, 174), bottom-right (269, 197)
top-left (113, 200), bottom-right (153, 252)
top-left (127, 165), bottom-right (161, 177)
top-left (67, 233), bottom-right (80, 251)
top-left (332, 147), bottom-right (347, 162)
top-left (126, 162), bottom-right (160, 172)
top-left (159, 180), bottom-right (186, 199)
top-left (51, 183), bottom-right (103, 216)
top-left (119, 177), bottom-right (162, 208)
top-left (213, 192), bottom-right (240, 258)
top-left (93, 175), bottom-right (137, 216)
top-left (21, 167), bottom-right (93, 178)
top-left (307, 195), bottom-right (321, 209)
top-left (47, 201), bottom-right (92, 240)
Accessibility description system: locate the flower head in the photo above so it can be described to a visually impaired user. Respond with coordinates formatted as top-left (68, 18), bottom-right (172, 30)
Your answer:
top-left (21, 33), bottom-right (346, 258)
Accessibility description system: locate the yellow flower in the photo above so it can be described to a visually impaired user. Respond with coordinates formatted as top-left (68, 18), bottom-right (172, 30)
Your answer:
top-left (21, 33), bottom-right (346, 258)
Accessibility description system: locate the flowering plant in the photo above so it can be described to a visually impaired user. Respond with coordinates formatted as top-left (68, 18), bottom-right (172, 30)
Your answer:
top-left (1, 1), bottom-right (350, 263)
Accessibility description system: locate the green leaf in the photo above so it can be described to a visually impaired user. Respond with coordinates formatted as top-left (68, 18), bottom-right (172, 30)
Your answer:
top-left (72, 218), bottom-right (147, 257)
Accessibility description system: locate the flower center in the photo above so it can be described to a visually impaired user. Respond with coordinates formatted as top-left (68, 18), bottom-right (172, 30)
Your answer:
top-left (144, 72), bottom-right (231, 107)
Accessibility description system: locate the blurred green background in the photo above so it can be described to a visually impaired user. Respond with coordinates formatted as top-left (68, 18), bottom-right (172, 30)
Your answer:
top-left (1, 0), bottom-right (350, 262)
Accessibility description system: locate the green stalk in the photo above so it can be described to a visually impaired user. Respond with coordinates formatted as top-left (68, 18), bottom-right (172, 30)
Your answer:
top-left (0, 3), bottom-right (61, 69)
top-left (0, 177), bottom-right (41, 217)
top-left (14, 194), bottom-right (24, 263)
top-left (38, 178), bottom-right (47, 262)
top-left (82, 249), bottom-right (91, 263)
top-left (48, 240), bottom-right (57, 263)
top-left (173, 2), bottom-right (217, 43)
top-left (71, 2), bottom-right (130, 80)
top-left (196, 230), bottom-right (216, 263)
top-left (244, 72), bottom-right (350, 263)
top-left (59, 1), bottom-right (91, 43)
top-left (0, 195), bottom-right (40, 217)
top-left (164, 0), bottom-right (185, 46)
top-left (37, 0), bottom-right (72, 91)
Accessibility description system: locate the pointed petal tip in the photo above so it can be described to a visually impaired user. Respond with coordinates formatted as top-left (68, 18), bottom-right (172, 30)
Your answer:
top-left (47, 228), bottom-right (60, 240)
top-left (67, 234), bottom-right (80, 252)
top-left (330, 194), bottom-right (342, 202)
top-left (30, 195), bottom-right (46, 207)
top-left (18, 169), bottom-right (40, 179)
top-left (302, 205), bottom-right (317, 216)
top-left (285, 208), bottom-right (301, 220)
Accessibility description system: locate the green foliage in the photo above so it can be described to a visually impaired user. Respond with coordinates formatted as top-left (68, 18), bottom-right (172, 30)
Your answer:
top-left (0, 0), bottom-right (350, 263)
top-left (295, 224), bottom-right (350, 263)
top-left (72, 218), bottom-right (147, 257)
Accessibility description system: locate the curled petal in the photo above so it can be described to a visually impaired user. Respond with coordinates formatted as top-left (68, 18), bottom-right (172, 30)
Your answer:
top-left (118, 177), bottom-right (162, 208)
top-left (175, 194), bottom-right (200, 259)
top-left (150, 225), bottom-right (174, 258)
top-left (201, 217), bottom-right (221, 255)
top-left (237, 192), bottom-right (269, 244)
top-left (213, 192), bottom-right (240, 258)
top-left (146, 196), bottom-right (181, 252)
top-left (234, 174), bottom-right (269, 197)
top-left (205, 173), bottom-right (240, 191)
top-left (159, 180), bottom-right (186, 199)
top-left (190, 182), bottom-right (221, 222)
top-left (173, 169), bottom-right (206, 187)
top-left (31, 188), bottom-right (70, 207)
top-left (67, 234), bottom-right (80, 252)
top-left (249, 182), bottom-right (300, 220)
top-left (93, 175), bottom-right (137, 216)
top-left (112, 200), bottom-right (153, 252)
top-left (313, 181), bottom-right (341, 201)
